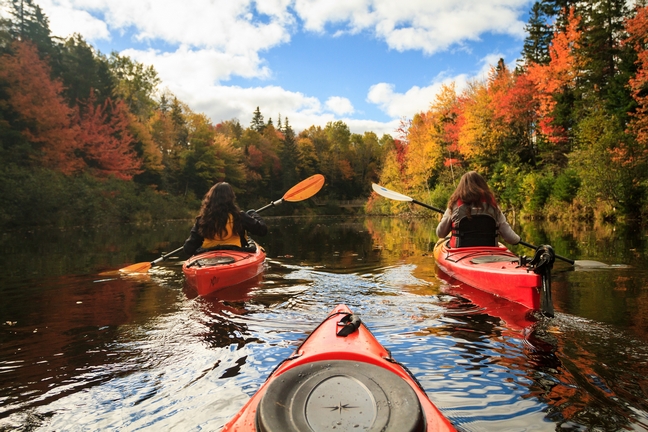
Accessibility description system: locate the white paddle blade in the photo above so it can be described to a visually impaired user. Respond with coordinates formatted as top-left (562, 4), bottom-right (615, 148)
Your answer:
top-left (371, 183), bottom-right (413, 202)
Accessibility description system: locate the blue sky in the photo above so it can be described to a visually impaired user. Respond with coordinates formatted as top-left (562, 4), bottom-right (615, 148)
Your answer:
top-left (29, 0), bottom-right (534, 136)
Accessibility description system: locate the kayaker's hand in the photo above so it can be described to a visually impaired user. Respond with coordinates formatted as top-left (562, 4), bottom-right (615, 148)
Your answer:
top-left (247, 209), bottom-right (260, 217)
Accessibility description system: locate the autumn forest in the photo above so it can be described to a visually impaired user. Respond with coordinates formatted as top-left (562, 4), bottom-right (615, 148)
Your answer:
top-left (1, 0), bottom-right (648, 229)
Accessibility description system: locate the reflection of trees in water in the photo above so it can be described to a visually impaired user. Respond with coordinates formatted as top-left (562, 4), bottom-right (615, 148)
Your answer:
top-left (0, 275), bottom-right (170, 419)
top-left (525, 321), bottom-right (648, 431)
top-left (431, 280), bottom-right (647, 430)
top-left (552, 270), bottom-right (648, 341)
top-left (3, 216), bottom-right (648, 430)
top-left (202, 314), bottom-right (259, 351)
top-left (0, 220), bottom-right (193, 282)
top-left (264, 217), bottom-right (380, 267)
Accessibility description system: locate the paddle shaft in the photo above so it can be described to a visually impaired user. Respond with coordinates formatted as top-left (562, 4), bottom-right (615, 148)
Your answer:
top-left (255, 198), bottom-right (284, 213)
top-left (151, 246), bottom-right (184, 266)
top-left (411, 199), bottom-right (446, 214)
top-left (518, 240), bottom-right (574, 265)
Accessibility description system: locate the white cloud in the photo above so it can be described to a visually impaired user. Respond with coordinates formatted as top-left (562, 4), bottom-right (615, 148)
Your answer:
top-left (476, 52), bottom-right (506, 79)
top-left (345, 118), bottom-right (401, 136)
top-left (367, 72), bottom-right (471, 119)
top-left (325, 96), bottom-right (354, 115)
top-left (365, 52), bottom-right (521, 121)
top-left (43, 0), bottom-right (293, 53)
top-left (34, 0), bottom-right (110, 41)
top-left (167, 83), bottom-right (324, 133)
top-left (293, 0), bottom-right (530, 54)
top-left (122, 46), bottom-right (271, 86)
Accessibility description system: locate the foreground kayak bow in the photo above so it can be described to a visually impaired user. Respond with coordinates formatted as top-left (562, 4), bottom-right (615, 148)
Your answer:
top-left (222, 304), bottom-right (456, 431)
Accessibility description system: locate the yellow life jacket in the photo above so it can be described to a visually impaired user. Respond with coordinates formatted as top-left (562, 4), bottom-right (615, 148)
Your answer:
top-left (201, 214), bottom-right (242, 248)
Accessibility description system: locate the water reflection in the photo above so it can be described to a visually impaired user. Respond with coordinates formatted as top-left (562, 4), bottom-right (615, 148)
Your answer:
top-left (1, 217), bottom-right (648, 431)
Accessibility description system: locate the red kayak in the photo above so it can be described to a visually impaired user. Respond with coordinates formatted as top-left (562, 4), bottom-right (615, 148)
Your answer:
top-left (222, 304), bottom-right (456, 432)
top-left (433, 239), bottom-right (555, 316)
top-left (182, 243), bottom-right (265, 296)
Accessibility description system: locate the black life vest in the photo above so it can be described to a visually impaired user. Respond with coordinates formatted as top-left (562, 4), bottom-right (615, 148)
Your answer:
top-left (449, 199), bottom-right (499, 248)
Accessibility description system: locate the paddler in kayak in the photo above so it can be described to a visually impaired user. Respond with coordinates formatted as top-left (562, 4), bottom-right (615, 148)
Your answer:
top-left (436, 171), bottom-right (520, 248)
top-left (183, 182), bottom-right (268, 256)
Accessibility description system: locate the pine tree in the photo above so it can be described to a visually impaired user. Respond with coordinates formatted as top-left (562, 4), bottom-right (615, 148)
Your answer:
top-left (522, 2), bottom-right (553, 65)
top-left (281, 117), bottom-right (298, 189)
top-left (577, 0), bottom-right (635, 118)
top-left (250, 106), bottom-right (265, 132)
top-left (56, 34), bottom-right (115, 106)
top-left (7, 0), bottom-right (54, 56)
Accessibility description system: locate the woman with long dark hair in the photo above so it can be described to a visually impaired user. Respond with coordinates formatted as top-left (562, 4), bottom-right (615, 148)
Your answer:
top-left (436, 171), bottom-right (519, 248)
top-left (183, 182), bottom-right (268, 256)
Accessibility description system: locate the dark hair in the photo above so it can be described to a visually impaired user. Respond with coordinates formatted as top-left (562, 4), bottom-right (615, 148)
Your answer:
top-left (196, 182), bottom-right (242, 239)
top-left (448, 171), bottom-right (497, 208)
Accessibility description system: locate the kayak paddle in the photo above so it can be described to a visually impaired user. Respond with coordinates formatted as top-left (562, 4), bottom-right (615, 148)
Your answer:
top-left (371, 183), bottom-right (610, 268)
top-left (255, 173), bottom-right (325, 212)
top-left (119, 174), bottom-right (326, 274)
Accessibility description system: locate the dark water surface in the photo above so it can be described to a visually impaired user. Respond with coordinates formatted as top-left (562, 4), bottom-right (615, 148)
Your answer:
top-left (1, 216), bottom-right (647, 431)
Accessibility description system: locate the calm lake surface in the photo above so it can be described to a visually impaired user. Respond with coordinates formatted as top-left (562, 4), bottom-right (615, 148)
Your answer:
top-left (1, 216), bottom-right (647, 431)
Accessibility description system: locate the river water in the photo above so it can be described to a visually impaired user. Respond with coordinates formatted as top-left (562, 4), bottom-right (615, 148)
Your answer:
top-left (1, 216), bottom-right (647, 431)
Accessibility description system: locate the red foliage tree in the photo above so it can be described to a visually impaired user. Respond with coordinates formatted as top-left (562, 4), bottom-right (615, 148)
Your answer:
top-left (75, 91), bottom-right (142, 180)
top-left (0, 41), bottom-right (81, 173)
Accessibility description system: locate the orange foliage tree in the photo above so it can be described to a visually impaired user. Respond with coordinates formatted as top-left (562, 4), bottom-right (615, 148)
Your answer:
top-left (626, 5), bottom-right (648, 148)
top-left (526, 7), bottom-right (583, 145)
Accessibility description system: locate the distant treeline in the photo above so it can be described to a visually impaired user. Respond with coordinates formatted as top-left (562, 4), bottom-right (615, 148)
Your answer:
top-left (371, 1), bottom-right (648, 224)
top-left (0, 0), bottom-right (391, 228)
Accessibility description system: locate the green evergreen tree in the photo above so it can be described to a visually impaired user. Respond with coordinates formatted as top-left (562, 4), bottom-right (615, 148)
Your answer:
top-left (280, 117), bottom-right (298, 190)
top-left (7, 0), bottom-right (53, 57)
top-left (522, 2), bottom-right (553, 65)
top-left (577, 0), bottom-right (636, 120)
top-left (56, 34), bottom-right (114, 106)
top-left (250, 106), bottom-right (265, 132)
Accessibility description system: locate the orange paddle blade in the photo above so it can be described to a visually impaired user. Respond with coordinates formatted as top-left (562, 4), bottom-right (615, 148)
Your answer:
top-left (283, 174), bottom-right (325, 202)
top-left (119, 262), bottom-right (152, 274)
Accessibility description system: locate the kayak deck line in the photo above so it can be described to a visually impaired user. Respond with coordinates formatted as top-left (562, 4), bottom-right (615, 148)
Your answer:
top-left (222, 304), bottom-right (457, 431)
top-left (441, 246), bottom-right (522, 265)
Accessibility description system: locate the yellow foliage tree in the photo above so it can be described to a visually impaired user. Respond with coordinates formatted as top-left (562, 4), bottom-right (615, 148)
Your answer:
top-left (457, 78), bottom-right (507, 172)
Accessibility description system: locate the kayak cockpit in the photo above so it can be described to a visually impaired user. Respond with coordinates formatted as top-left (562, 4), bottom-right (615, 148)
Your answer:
top-left (256, 359), bottom-right (426, 432)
